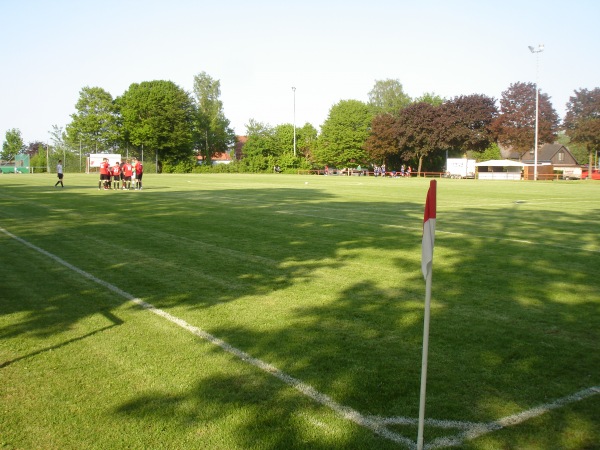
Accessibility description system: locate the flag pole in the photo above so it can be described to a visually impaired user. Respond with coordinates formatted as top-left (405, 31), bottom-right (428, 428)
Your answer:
top-left (417, 268), bottom-right (432, 450)
top-left (417, 179), bottom-right (436, 450)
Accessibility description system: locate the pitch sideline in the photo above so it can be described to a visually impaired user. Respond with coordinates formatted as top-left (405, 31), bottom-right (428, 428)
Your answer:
top-left (2, 226), bottom-right (598, 449)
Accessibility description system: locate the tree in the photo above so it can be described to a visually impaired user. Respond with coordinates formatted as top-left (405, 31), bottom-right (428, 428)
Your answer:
top-left (242, 120), bottom-right (275, 158)
top-left (439, 94), bottom-right (498, 154)
top-left (193, 72), bottom-right (235, 163)
top-left (27, 141), bottom-right (47, 173)
top-left (492, 82), bottom-right (559, 156)
top-left (118, 80), bottom-right (195, 168)
top-left (478, 142), bottom-right (502, 161)
top-left (413, 92), bottom-right (445, 106)
top-left (296, 123), bottom-right (318, 160)
top-left (65, 87), bottom-right (120, 152)
top-left (273, 124), bottom-right (295, 156)
top-left (2, 128), bottom-right (24, 162)
top-left (368, 79), bottom-right (412, 115)
top-left (315, 100), bottom-right (373, 167)
top-left (364, 113), bottom-right (398, 163)
top-left (563, 88), bottom-right (600, 177)
top-left (395, 102), bottom-right (442, 175)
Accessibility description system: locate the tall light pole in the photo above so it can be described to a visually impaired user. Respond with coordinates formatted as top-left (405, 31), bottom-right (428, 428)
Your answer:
top-left (528, 44), bottom-right (544, 181)
top-left (292, 86), bottom-right (297, 157)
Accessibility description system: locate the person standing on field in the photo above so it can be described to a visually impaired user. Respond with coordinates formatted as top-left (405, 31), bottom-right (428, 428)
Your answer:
top-left (122, 159), bottom-right (133, 190)
top-left (99, 158), bottom-right (110, 190)
top-left (134, 158), bottom-right (143, 190)
top-left (54, 159), bottom-right (64, 187)
top-left (111, 161), bottom-right (121, 190)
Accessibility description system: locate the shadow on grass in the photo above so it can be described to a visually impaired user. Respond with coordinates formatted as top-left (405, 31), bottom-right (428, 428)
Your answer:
top-left (1, 177), bottom-right (599, 447)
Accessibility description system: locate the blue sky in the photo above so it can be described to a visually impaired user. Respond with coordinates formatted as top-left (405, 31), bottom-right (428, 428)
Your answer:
top-left (1, 0), bottom-right (599, 145)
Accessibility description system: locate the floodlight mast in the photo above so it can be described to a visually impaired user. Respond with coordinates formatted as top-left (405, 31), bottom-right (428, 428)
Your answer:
top-left (529, 44), bottom-right (544, 181)
top-left (292, 87), bottom-right (297, 157)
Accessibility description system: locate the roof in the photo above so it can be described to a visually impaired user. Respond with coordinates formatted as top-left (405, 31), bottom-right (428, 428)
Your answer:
top-left (521, 143), bottom-right (578, 166)
top-left (197, 152), bottom-right (232, 161)
top-left (475, 159), bottom-right (525, 167)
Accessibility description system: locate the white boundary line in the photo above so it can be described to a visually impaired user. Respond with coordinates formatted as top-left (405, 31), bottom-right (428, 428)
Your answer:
top-left (2, 226), bottom-right (598, 449)
top-left (0, 227), bottom-right (412, 448)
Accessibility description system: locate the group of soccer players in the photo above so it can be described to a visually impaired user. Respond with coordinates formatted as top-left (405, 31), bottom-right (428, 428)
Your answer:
top-left (99, 157), bottom-right (143, 190)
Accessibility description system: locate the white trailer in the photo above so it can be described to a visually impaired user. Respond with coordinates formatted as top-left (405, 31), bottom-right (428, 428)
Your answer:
top-left (445, 158), bottom-right (476, 179)
top-left (562, 167), bottom-right (582, 180)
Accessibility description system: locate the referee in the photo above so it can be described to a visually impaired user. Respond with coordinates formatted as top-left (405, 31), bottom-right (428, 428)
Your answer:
top-left (54, 159), bottom-right (64, 188)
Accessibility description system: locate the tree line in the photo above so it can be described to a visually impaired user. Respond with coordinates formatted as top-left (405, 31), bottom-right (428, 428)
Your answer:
top-left (2, 76), bottom-right (599, 175)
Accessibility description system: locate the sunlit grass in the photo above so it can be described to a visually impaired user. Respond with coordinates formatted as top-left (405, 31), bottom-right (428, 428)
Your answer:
top-left (1, 173), bottom-right (599, 449)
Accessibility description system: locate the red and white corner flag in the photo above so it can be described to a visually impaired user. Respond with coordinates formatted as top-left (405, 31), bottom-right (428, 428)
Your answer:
top-left (417, 179), bottom-right (436, 450)
top-left (421, 180), bottom-right (437, 280)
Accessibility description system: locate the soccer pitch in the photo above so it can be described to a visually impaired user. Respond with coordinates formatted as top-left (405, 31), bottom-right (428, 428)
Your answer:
top-left (1, 173), bottom-right (599, 449)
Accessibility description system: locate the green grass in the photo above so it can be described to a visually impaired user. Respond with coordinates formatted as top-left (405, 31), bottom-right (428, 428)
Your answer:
top-left (1, 173), bottom-right (599, 449)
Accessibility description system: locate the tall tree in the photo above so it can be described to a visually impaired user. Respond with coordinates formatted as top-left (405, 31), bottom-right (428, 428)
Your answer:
top-left (236, 120), bottom-right (276, 172)
top-left (395, 102), bottom-right (442, 175)
top-left (193, 72), bottom-right (235, 163)
top-left (492, 82), bottom-right (559, 156)
top-left (413, 92), bottom-right (445, 106)
top-left (272, 124), bottom-right (295, 156)
top-left (2, 128), bottom-right (24, 162)
top-left (563, 87), bottom-right (600, 177)
top-left (65, 87), bottom-right (119, 152)
top-left (118, 80), bottom-right (195, 167)
top-left (296, 122), bottom-right (318, 160)
top-left (364, 113), bottom-right (398, 163)
top-left (368, 79), bottom-right (412, 115)
top-left (242, 120), bottom-right (275, 158)
top-left (315, 100), bottom-right (373, 167)
top-left (440, 94), bottom-right (498, 154)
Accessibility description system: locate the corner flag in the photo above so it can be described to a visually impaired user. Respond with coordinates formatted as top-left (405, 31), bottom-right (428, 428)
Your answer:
top-left (421, 180), bottom-right (437, 280)
top-left (417, 179), bottom-right (436, 450)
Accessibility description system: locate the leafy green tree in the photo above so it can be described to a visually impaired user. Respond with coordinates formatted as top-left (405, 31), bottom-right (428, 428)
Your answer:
top-left (65, 87), bottom-right (120, 152)
top-left (273, 124), bottom-right (295, 156)
top-left (563, 87), bottom-right (600, 176)
top-left (242, 120), bottom-right (276, 159)
top-left (296, 123), bottom-right (318, 160)
top-left (368, 79), bottom-right (411, 115)
top-left (315, 100), bottom-right (373, 167)
top-left (413, 92), bottom-right (445, 106)
top-left (2, 128), bottom-right (25, 162)
top-left (492, 82), bottom-right (559, 156)
top-left (28, 142), bottom-right (47, 173)
top-left (193, 72), bottom-right (235, 163)
top-left (477, 142), bottom-right (502, 161)
top-left (118, 80), bottom-right (195, 168)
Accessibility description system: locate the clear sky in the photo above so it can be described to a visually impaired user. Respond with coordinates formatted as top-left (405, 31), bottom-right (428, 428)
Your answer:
top-left (1, 0), bottom-right (599, 145)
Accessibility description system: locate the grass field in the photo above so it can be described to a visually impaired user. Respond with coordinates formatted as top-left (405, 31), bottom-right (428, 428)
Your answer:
top-left (1, 173), bottom-right (599, 449)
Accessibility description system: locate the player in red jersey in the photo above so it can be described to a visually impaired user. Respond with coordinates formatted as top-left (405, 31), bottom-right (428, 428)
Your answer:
top-left (99, 158), bottom-right (111, 190)
top-left (134, 158), bottom-right (143, 190)
top-left (121, 159), bottom-right (133, 190)
top-left (111, 161), bottom-right (121, 190)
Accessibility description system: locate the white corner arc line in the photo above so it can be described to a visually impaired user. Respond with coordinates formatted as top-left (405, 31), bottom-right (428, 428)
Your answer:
top-left (0, 227), bottom-right (413, 447)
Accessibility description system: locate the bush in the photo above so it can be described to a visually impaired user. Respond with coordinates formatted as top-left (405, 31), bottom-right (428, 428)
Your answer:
top-left (162, 158), bottom-right (195, 173)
